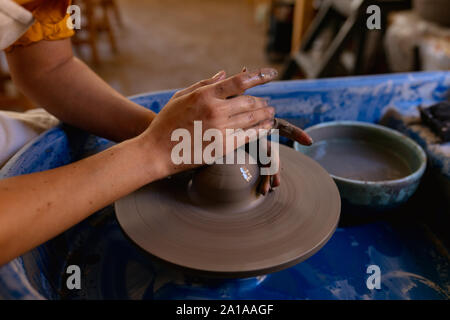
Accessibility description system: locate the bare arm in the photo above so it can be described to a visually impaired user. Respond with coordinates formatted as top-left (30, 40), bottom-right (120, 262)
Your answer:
top-left (6, 39), bottom-right (155, 142)
top-left (0, 135), bottom-right (162, 265)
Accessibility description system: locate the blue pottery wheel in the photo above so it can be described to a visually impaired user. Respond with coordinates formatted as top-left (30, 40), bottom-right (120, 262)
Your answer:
top-left (1, 72), bottom-right (449, 299)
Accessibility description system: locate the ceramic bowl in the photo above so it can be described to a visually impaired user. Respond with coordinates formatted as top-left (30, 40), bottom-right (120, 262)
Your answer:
top-left (294, 121), bottom-right (427, 210)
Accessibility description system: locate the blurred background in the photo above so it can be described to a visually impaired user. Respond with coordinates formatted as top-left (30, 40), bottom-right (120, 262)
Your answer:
top-left (1, 0), bottom-right (449, 112)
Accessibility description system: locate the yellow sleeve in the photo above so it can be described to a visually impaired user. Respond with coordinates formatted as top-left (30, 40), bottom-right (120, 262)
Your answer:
top-left (6, 0), bottom-right (74, 52)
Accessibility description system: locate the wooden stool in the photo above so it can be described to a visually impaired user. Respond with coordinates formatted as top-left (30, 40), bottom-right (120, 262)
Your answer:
top-left (72, 0), bottom-right (122, 65)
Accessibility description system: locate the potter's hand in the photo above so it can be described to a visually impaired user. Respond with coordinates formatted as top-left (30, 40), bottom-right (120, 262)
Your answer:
top-left (138, 68), bottom-right (279, 177)
top-left (232, 69), bottom-right (313, 194)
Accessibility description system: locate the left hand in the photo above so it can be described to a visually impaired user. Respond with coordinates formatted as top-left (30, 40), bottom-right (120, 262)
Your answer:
top-left (258, 118), bottom-right (313, 195)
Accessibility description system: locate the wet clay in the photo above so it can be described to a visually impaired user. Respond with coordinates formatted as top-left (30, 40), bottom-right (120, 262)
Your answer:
top-left (188, 151), bottom-right (264, 213)
top-left (115, 144), bottom-right (341, 278)
top-left (306, 139), bottom-right (412, 181)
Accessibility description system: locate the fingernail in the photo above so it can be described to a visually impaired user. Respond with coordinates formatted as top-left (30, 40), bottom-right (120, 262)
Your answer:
top-left (212, 70), bottom-right (225, 80)
top-left (260, 68), bottom-right (278, 80)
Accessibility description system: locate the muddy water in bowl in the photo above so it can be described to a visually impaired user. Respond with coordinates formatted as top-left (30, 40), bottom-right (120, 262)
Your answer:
top-left (295, 121), bottom-right (427, 210)
top-left (307, 139), bottom-right (412, 181)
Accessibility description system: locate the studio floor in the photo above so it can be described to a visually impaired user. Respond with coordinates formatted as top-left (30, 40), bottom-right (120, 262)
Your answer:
top-left (84, 0), bottom-right (279, 97)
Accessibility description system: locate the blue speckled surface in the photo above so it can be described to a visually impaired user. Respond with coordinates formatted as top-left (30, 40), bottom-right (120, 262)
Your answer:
top-left (0, 72), bottom-right (449, 300)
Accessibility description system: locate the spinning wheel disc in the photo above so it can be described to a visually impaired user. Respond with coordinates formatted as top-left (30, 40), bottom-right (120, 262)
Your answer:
top-left (115, 145), bottom-right (340, 278)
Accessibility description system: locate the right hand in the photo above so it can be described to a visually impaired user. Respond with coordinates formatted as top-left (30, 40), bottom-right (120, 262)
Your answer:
top-left (138, 68), bottom-right (279, 178)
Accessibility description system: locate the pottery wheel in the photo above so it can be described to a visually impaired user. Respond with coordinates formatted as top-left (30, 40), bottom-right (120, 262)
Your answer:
top-left (115, 144), bottom-right (340, 278)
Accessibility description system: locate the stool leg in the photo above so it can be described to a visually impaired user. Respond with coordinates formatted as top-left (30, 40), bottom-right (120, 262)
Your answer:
top-left (85, 2), bottom-right (100, 65)
top-left (110, 0), bottom-right (123, 29)
top-left (103, 4), bottom-right (118, 53)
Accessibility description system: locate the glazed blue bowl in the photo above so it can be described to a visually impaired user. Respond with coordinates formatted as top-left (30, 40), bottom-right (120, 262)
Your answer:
top-left (294, 121), bottom-right (427, 210)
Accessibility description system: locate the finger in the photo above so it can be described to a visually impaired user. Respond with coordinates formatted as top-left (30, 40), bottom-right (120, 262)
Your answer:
top-left (245, 119), bottom-right (274, 136)
top-left (259, 175), bottom-right (271, 195)
top-left (223, 95), bottom-right (268, 117)
top-left (274, 118), bottom-right (313, 145)
top-left (173, 70), bottom-right (226, 99)
top-left (258, 139), bottom-right (271, 195)
top-left (226, 119), bottom-right (274, 151)
top-left (226, 106), bottom-right (275, 130)
top-left (268, 155), bottom-right (281, 189)
top-left (272, 172), bottom-right (281, 188)
top-left (265, 140), bottom-right (281, 189)
top-left (212, 68), bottom-right (278, 99)
top-left (258, 140), bottom-right (280, 194)
top-left (241, 66), bottom-right (247, 72)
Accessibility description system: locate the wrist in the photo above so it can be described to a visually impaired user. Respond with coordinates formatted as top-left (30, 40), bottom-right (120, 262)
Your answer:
top-left (112, 104), bottom-right (156, 142)
top-left (130, 133), bottom-right (171, 184)
top-left (130, 107), bottom-right (155, 138)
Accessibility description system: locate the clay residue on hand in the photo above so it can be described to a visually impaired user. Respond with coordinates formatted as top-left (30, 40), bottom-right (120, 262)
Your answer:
top-left (273, 118), bottom-right (313, 146)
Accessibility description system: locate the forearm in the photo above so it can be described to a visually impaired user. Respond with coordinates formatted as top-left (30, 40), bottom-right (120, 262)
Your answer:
top-left (6, 40), bottom-right (155, 142)
top-left (0, 135), bottom-right (165, 265)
